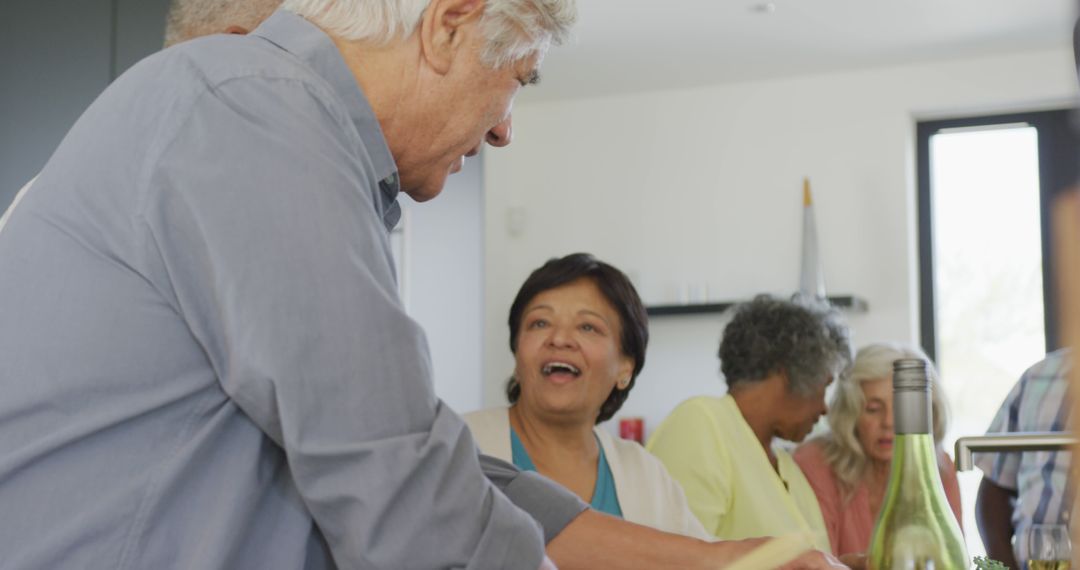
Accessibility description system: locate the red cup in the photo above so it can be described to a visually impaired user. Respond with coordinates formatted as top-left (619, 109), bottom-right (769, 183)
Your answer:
top-left (619, 417), bottom-right (645, 444)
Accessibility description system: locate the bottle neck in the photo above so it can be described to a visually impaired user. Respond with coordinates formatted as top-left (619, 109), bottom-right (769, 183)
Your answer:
top-left (894, 387), bottom-right (931, 435)
top-left (889, 387), bottom-right (941, 494)
top-left (890, 433), bottom-right (939, 477)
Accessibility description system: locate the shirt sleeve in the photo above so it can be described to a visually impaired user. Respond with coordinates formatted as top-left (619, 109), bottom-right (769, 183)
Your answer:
top-left (661, 465), bottom-right (713, 540)
top-left (480, 454), bottom-right (589, 543)
top-left (646, 399), bottom-right (731, 535)
top-left (140, 76), bottom-right (546, 569)
top-left (974, 378), bottom-right (1025, 490)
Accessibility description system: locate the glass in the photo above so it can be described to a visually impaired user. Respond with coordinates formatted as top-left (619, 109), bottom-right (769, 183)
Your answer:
top-left (1027, 524), bottom-right (1072, 570)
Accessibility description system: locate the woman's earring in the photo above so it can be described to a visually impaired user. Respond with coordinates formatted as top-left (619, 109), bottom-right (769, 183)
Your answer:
top-left (617, 378), bottom-right (630, 390)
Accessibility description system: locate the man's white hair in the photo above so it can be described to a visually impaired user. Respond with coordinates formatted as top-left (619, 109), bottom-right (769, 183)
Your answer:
top-left (164, 0), bottom-right (284, 47)
top-left (280, 0), bottom-right (576, 67)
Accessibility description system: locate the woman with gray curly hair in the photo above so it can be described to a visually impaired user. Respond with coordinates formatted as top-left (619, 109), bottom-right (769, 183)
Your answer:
top-left (793, 343), bottom-right (962, 559)
top-left (647, 295), bottom-right (852, 557)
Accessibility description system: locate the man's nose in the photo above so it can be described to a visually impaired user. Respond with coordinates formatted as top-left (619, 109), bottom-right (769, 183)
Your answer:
top-left (486, 115), bottom-right (513, 147)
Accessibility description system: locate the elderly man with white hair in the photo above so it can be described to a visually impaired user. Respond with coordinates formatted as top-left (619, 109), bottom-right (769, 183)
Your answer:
top-left (0, 1), bottom-right (847, 568)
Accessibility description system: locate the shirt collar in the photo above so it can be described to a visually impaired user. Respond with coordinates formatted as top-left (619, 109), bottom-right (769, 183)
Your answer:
top-left (252, 10), bottom-right (402, 231)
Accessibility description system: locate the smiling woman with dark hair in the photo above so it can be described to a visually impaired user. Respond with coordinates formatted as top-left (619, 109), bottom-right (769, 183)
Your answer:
top-left (464, 253), bottom-right (709, 539)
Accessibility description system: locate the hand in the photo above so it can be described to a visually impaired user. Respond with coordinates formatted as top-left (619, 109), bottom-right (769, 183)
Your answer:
top-left (838, 552), bottom-right (867, 570)
top-left (714, 536), bottom-right (849, 570)
top-left (538, 554), bottom-right (558, 570)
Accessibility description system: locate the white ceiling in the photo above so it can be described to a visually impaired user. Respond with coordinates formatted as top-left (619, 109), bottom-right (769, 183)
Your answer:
top-left (521, 0), bottom-right (1077, 102)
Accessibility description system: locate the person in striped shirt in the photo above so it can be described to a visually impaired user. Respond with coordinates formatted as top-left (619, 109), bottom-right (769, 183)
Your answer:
top-left (974, 349), bottom-right (1072, 569)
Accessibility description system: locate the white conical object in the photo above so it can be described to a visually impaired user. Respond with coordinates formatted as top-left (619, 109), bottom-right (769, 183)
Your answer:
top-left (799, 178), bottom-right (827, 300)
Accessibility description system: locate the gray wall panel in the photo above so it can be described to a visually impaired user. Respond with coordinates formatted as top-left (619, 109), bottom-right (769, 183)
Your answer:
top-left (0, 0), bottom-right (113, 205)
top-left (114, 0), bottom-right (169, 77)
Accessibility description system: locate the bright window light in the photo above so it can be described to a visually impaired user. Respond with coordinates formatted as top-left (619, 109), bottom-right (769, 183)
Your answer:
top-left (930, 123), bottom-right (1047, 559)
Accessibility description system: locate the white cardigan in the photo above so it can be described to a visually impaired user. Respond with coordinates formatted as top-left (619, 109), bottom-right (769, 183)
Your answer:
top-left (463, 407), bottom-right (711, 540)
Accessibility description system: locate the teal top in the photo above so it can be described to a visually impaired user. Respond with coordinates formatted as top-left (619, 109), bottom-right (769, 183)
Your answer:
top-left (510, 427), bottom-right (623, 518)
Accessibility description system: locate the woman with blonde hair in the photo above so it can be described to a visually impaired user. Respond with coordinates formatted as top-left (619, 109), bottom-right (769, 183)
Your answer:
top-left (793, 342), bottom-right (962, 558)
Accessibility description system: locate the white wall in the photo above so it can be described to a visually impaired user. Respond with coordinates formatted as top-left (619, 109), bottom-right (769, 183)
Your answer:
top-left (482, 48), bottom-right (1078, 437)
top-left (403, 155), bottom-right (485, 414)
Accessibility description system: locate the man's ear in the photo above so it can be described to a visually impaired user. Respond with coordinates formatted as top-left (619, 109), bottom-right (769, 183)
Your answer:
top-left (420, 0), bottom-right (485, 75)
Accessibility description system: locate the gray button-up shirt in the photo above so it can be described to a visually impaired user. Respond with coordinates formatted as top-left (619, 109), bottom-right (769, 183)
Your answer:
top-left (0, 10), bottom-right (584, 569)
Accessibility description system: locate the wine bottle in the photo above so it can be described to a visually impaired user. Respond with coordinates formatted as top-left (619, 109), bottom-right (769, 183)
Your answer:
top-left (867, 358), bottom-right (968, 570)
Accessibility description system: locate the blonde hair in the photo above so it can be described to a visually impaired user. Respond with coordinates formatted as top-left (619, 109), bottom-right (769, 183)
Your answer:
top-left (818, 342), bottom-right (951, 497)
top-left (281, 0), bottom-right (576, 67)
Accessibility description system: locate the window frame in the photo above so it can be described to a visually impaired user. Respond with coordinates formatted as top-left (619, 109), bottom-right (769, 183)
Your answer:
top-left (916, 108), bottom-right (1080, 361)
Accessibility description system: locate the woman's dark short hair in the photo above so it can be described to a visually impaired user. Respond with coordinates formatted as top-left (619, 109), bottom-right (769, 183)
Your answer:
top-left (719, 294), bottom-right (852, 395)
top-left (506, 253), bottom-right (648, 424)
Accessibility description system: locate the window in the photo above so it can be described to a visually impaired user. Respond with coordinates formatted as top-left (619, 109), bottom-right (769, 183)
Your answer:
top-left (917, 108), bottom-right (1080, 557)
